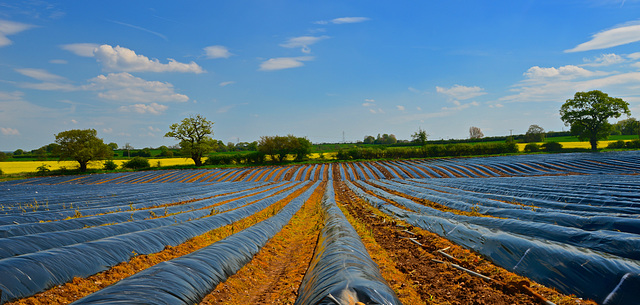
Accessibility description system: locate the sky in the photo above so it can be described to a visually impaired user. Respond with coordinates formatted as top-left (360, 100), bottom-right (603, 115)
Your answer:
top-left (2, 0), bottom-right (640, 151)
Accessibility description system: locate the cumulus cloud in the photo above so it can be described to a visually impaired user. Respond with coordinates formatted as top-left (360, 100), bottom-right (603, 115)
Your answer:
top-left (219, 81), bottom-right (235, 87)
top-left (523, 65), bottom-right (600, 80)
top-left (86, 72), bottom-right (189, 104)
top-left (280, 36), bottom-right (329, 53)
top-left (582, 53), bottom-right (625, 66)
top-left (0, 20), bottom-right (34, 47)
top-left (315, 17), bottom-right (370, 25)
top-left (441, 101), bottom-right (479, 111)
top-left (566, 22), bottom-right (640, 52)
top-left (396, 105), bottom-right (405, 111)
top-left (436, 84), bottom-right (487, 100)
top-left (63, 44), bottom-right (204, 73)
top-left (118, 103), bottom-right (168, 115)
top-left (93, 45), bottom-right (204, 73)
top-left (204, 45), bottom-right (232, 59)
top-left (362, 99), bottom-right (375, 107)
top-left (259, 56), bottom-right (314, 71)
top-left (1, 127), bottom-right (20, 135)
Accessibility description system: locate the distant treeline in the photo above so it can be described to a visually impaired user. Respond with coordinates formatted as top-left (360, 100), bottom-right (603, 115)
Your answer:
top-left (335, 141), bottom-right (519, 161)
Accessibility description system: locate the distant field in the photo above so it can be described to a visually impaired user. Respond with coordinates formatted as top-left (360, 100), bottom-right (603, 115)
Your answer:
top-left (0, 158), bottom-right (195, 175)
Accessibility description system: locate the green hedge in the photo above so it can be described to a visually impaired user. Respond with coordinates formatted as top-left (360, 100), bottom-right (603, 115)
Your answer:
top-left (335, 141), bottom-right (518, 161)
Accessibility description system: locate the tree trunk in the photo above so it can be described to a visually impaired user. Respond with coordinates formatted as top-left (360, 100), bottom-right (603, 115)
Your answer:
top-left (193, 157), bottom-right (202, 166)
top-left (590, 138), bottom-right (598, 151)
top-left (79, 161), bottom-right (88, 172)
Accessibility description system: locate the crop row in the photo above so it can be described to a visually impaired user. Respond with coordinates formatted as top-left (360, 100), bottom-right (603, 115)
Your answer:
top-left (345, 174), bottom-right (640, 305)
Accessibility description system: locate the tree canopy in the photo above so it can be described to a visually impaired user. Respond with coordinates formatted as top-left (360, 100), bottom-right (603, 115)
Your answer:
top-left (560, 90), bottom-right (631, 151)
top-left (164, 114), bottom-right (215, 166)
top-left (258, 135), bottom-right (312, 162)
top-left (54, 129), bottom-right (113, 172)
top-left (469, 126), bottom-right (484, 139)
top-left (524, 124), bottom-right (545, 143)
top-left (411, 127), bottom-right (428, 146)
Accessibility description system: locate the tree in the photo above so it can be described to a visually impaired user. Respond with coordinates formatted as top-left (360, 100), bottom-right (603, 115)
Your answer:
top-left (524, 124), bottom-right (545, 143)
top-left (613, 118), bottom-right (639, 136)
top-left (363, 135), bottom-right (375, 144)
top-left (560, 90), bottom-right (631, 151)
top-left (257, 135), bottom-right (311, 162)
top-left (122, 143), bottom-right (133, 158)
top-left (107, 142), bottom-right (119, 150)
top-left (411, 127), bottom-right (428, 146)
top-left (164, 114), bottom-right (215, 166)
top-left (54, 129), bottom-right (112, 172)
top-left (469, 126), bottom-right (484, 139)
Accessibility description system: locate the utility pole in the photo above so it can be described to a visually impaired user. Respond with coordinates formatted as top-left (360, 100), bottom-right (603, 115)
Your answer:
top-left (342, 131), bottom-right (345, 144)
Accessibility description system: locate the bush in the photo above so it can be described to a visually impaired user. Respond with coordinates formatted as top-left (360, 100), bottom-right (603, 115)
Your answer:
top-left (0, 168), bottom-right (3, 175)
top-left (122, 157), bottom-right (150, 169)
top-left (607, 140), bottom-right (627, 149)
top-left (626, 139), bottom-right (640, 149)
top-left (204, 154), bottom-right (234, 165)
top-left (524, 143), bottom-right (541, 152)
top-left (542, 142), bottom-right (563, 152)
top-left (103, 160), bottom-right (118, 170)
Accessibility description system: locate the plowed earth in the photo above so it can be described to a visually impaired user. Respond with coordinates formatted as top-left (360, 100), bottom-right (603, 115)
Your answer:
top-left (6, 175), bottom-right (598, 305)
top-left (334, 180), bottom-right (597, 305)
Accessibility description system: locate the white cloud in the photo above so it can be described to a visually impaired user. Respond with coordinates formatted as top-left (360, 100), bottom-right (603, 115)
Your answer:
top-left (582, 53), bottom-right (625, 66)
top-left (0, 20), bottom-right (34, 47)
top-left (0, 127), bottom-right (19, 135)
top-left (331, 17), bottom-right (370, 24)
top-left (14, 68), bottom-right (77, 91)
top-left (280, 36), bottom-right (329, 53)
top-left (436, 84), bottom-right (487, 100)
top-left (204, 45), bottom-right (232, 59)
top-left (523, 65), bottom-right (601, 80)
top-left (102, 128), bottom-right (113, 134)
top-left (148, 126), bottom-right (161, 132)
top-left (442, 101), bottom-right (479, 111)
top-left (259, 56), bottom-right (314, 71)
top-left (93, 45), bottom-right (204, 73)
top-left (86, 72), bottom-right (189, 104)
top-left (315, 17), bottom-right (370, 25)
top-left (50, 59), bottom-right (68, 64)
top-left (362, 99), bottom-right (375, 107)
top-left (61, 43), bottom-right (100, 57)
top-left (119, 103), bottom-right (168, 115)
top-left (628, 52), bottom-right (640, 60)
top-left (15, 68), bottom-right (66, 82)
top-left (219, 81), bottom-right (235, 87)
top-left (396, 105), bottom-right (405, 111)
top-left (217, 105), bottom-right (235, 113)
top-left (566, 22), bottom-right (640, 52)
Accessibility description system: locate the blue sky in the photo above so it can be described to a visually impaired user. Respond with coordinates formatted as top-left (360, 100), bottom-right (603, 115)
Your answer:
top-left (2, 0), bottom-right (640, 151)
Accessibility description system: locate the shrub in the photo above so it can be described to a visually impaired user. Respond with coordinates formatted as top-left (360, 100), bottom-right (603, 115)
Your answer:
top-left (204, 154), bottom-right (234, 165)
top-left (103, 160), bottom-right (118, 170)
top-left (626, 139), bottom-right (640, 149)
top-left (0, 168), bottom-right (3, 175)
top-left (542, 142), bottom-right (563, 152)
top-left (36, 164), bottom-right (51, 174)
top-left (122, 157), bottom-right (150, 169)
top-left (607, 140), bottom-right (627, 149)
top-left (524, 143), bottom-right (541, 152)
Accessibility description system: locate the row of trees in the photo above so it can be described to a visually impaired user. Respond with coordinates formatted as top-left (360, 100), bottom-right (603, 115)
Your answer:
top-left (25, 89), bottom-right (635, 172)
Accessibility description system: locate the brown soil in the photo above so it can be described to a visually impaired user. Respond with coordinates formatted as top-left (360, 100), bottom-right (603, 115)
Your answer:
top-left (201, 182), bottom-right (326, 304)
top-left (334, 180), bottom-right (597, 305)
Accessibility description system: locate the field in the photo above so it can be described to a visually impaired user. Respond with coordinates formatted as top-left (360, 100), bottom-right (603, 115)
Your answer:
top-left (1, 151), bottom-right (639, 304)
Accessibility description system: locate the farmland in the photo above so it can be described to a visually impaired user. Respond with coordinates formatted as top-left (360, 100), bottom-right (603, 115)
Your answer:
top-left (1, 151), bottom-right (639, 304)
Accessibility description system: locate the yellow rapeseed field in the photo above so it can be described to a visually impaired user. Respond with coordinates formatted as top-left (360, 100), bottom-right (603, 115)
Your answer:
top-left (0, 158), bottom-right (195, 175)
top-left (515, 140), bottom-right (627, 151)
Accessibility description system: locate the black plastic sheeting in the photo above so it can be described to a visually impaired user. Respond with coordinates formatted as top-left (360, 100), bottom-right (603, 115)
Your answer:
top-left (358, 180), bottom-right (640, 261)
top-left (0, 182), bottom-right (307, 303)
top-left (70, 181), bottom-right (319, 304)
top-left (295, 182), bottom-right (402, 305)
top-left (345, 181), bottom-right (640, 305)
top-left (0, 181), bottom-right (290, 238)
top-left (0, 182), bottom-right (295, 258)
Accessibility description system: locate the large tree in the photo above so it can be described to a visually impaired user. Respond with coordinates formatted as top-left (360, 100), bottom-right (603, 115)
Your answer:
top-left (411, 127), bottom-right (428, 146)
top-left (54, 129), bottom-right (113, 172)
top-left (164, 114), bottom-right (215, 166)
top-left (560, 90), bottom-right (630, 151)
